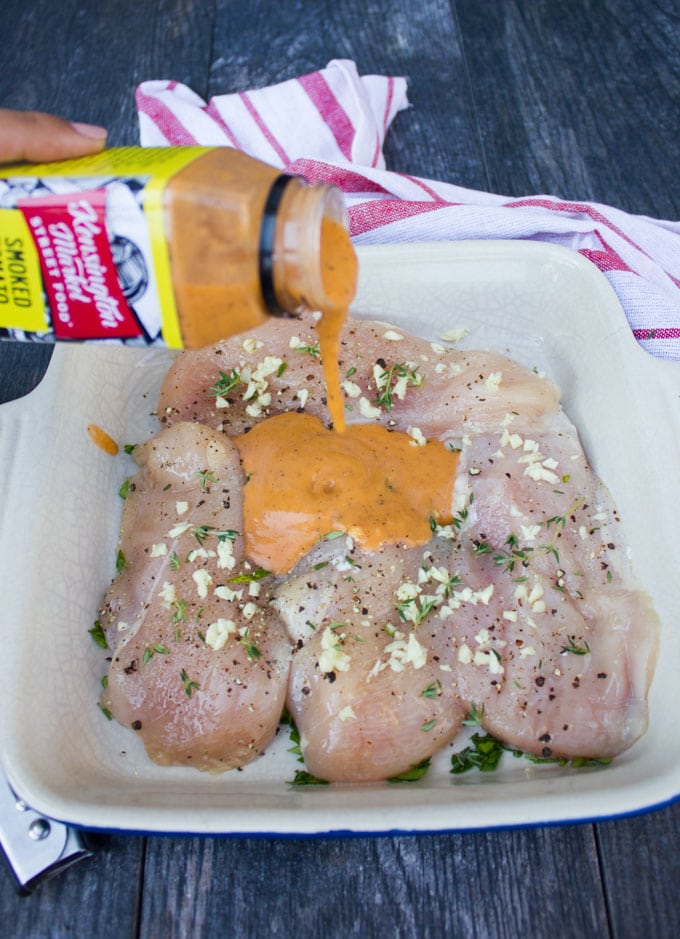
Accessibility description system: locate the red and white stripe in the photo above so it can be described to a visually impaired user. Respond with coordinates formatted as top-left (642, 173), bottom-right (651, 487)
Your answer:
top-left (136, 60), bottom-right (680, 360)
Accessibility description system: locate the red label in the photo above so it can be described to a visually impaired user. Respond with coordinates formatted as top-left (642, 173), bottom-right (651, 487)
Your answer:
top-left (18, 189), bottom-right (143, 340)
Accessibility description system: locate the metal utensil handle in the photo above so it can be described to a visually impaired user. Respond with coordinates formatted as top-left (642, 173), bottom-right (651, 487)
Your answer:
top-left (0, 763), bottom-right (93, 893)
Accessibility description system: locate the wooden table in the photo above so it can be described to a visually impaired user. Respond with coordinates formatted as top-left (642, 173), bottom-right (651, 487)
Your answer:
top-left (1, 1), bottom-right (678, 935)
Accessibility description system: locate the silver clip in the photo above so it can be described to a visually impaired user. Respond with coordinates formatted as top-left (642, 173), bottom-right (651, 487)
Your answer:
top-left (0, 763), bottom-right (93, 892)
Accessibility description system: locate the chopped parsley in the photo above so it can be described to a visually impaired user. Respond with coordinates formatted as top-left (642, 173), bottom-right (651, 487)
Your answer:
top-left (89, 620), bottom-right (109, 650)
top-left (387, 758), bottom-right (431, 783)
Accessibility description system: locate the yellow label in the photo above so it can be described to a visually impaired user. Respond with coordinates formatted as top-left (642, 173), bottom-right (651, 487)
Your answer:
top-left (0, 209), bottom-right (48, 332)
top-left (1, 146), bottom-right (213, 180)
top-left (1, 148), bottom-right (215, 348)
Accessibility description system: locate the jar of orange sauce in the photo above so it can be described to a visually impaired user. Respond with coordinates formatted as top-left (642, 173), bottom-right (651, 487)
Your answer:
top-left (0, 147), bottom-right (356, 349)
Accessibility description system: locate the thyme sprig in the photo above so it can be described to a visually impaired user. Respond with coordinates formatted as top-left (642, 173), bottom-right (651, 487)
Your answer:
top-left (209, 369), bottom-right (241, 398)
top-left (560, 636), bottom-right (591, 656)
top-left (374, 362), bottom-right (422, 411)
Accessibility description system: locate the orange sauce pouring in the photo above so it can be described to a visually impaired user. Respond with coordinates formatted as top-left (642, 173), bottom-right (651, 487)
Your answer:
top-left (315, 216), bottom-right (358, 433)
top-left (232, 204), bottom-right (460, 575)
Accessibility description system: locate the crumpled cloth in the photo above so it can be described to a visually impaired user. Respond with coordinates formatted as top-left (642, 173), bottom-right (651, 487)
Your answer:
top-left (136, 59), bottom-right (680, 360)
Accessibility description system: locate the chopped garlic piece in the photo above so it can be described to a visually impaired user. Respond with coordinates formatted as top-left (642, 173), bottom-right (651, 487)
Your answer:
top-left (359, 397), bottom-right (381, 419)
top-left (338, 706), bottom-right (357, 721)
top-left (484, 371), bottom-right (502, 391)
top-left (150, 543), bottom-right (167, 557)
top-left (457, 643), bottom-right (472, 665)
top-left (439, 327), bottom-right (469, 343)
top-left (384, 632), bottom-right (428, 672)
top-left (159, 582), bottom-right (176, 606)
top-left (215, 585), bottom-right (242, 602)
top-left (175, 501), bottom-right (189, 515)
top-left (217, 539), bottom-right (236, 570)
top-left (242, 337), bottom-right (263, 353)
top-left (341, 379), bottom-right (362, 398)
top-left (167, 521), bottom-right (191, 538)
top-left (192, 569), bottom-right (213, 599)
top-left (205, 618), bottom-right (237, 650)
top-left (318, 626), bottom-right (351, 674)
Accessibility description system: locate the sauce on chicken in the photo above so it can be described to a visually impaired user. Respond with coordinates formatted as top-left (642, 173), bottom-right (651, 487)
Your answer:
top-left (235, 413), bottom-right (459, 573)
top-left (235, 216), bottom-right (460, 574)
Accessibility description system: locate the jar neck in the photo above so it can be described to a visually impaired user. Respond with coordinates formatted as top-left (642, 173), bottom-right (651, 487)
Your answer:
top-left (261, 176), bottom-right (356, 317)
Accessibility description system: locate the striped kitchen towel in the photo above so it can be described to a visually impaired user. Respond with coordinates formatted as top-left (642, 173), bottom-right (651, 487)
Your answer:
top-left (136, 59), bottom-right (680, 360)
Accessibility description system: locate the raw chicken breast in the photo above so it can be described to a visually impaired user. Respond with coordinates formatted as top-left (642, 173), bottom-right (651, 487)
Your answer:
top-left (157, 312), bottom-right (561, 438)
top-left (97, 315), bottom-right (658, 780)
top-left (441, 415), bottom-right (659, 759)
top-left (272, 537), bottom-right (466, 782)
top-left (98, 422), bottom-right (292, 771)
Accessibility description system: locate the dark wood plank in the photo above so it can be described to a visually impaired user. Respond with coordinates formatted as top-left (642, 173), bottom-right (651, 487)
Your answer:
top-left (454, 0), bottom-right (680, 217)
top-left (0, 0), bottom-right (216, 932)
top-left (596, 801), bottom-right (680, 938)
top-left (0, 834), bottom-right (144, 938)
top-left (138, 826), bottom-right (607, 939)
top-left (0, 343), bottom-right (53, 405)
top-left (0, 2), bottom-right (677, 937)
top-left (0, 0), bottom-right (216, 145)
top-left (210, 0), bottom-right (488, 188)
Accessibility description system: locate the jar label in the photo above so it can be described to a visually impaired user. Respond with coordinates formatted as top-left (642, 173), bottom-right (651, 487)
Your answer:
top-left (0, 147), bottom-right (212, 348)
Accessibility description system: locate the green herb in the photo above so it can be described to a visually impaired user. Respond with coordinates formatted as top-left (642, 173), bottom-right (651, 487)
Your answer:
top-left (116, 549), bottom-right (126, 573)
top-left (421, 718), bottom-right (437, 732)
top-left (387, 758), bottom-right (431, 783)
top-left (277, 361), bottom-right (288, 377)
top-left (492, 534), bottom-right (534, 573)
top-left (288, 770), bottom-right (329, 786)
top-left (395, 595), bottom-right (437, 626)
top-left (345, 366), bottom-right (357, 379)
top-left (118, 478), bottom-right (131, 500)
top-left (451, 732), bottom-right (612, 775)
top-left (123, 443), bottom-right (137, 455)
top-left (97, 702), bottom-right (113, 721)
top-left (450, 733), bottom-right (505, 774)
top-left (569, 756), bottom-right (612, 768)
top-left (560, 637), bottom-right (591, 656)
top-left (142, 642), bottom-right (170, 665)
top-left (239, 628), bottom-right (263, 661)
top-left (462, 702), bottom-right (486, 726)
top-left (193, 525), bottom-right (238, 545)
top-left (209, 369), bottom-right (241, 398)
top-left (196, 469), bottom-right (218, 491)
top-left (374, 362), bottom-right (422, 411)
top-left (324, 530), bottom-right (345, 541)
top-left (287, 721), bottom-right (303, 762)
top-left (171, 598), bottom-right (188, 625)
top-left (88, 620), bottom-right (109, 650)
top-left (284, 716), bottom-right (330, 785)
top-left (293, 341), bottom-right (320, 359)
top-left (179, 669), bottom-right (200, 698)
top-left (101, 674), bottom-right (109, 688)
top-left (313, 560), bottom-right (329, 571)
top-left (228, 568), bottom-right (270, 583)
top-left (169, 552), bottom-right (181, 571)
top-left (420, 681), bottom-right (442, 700)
